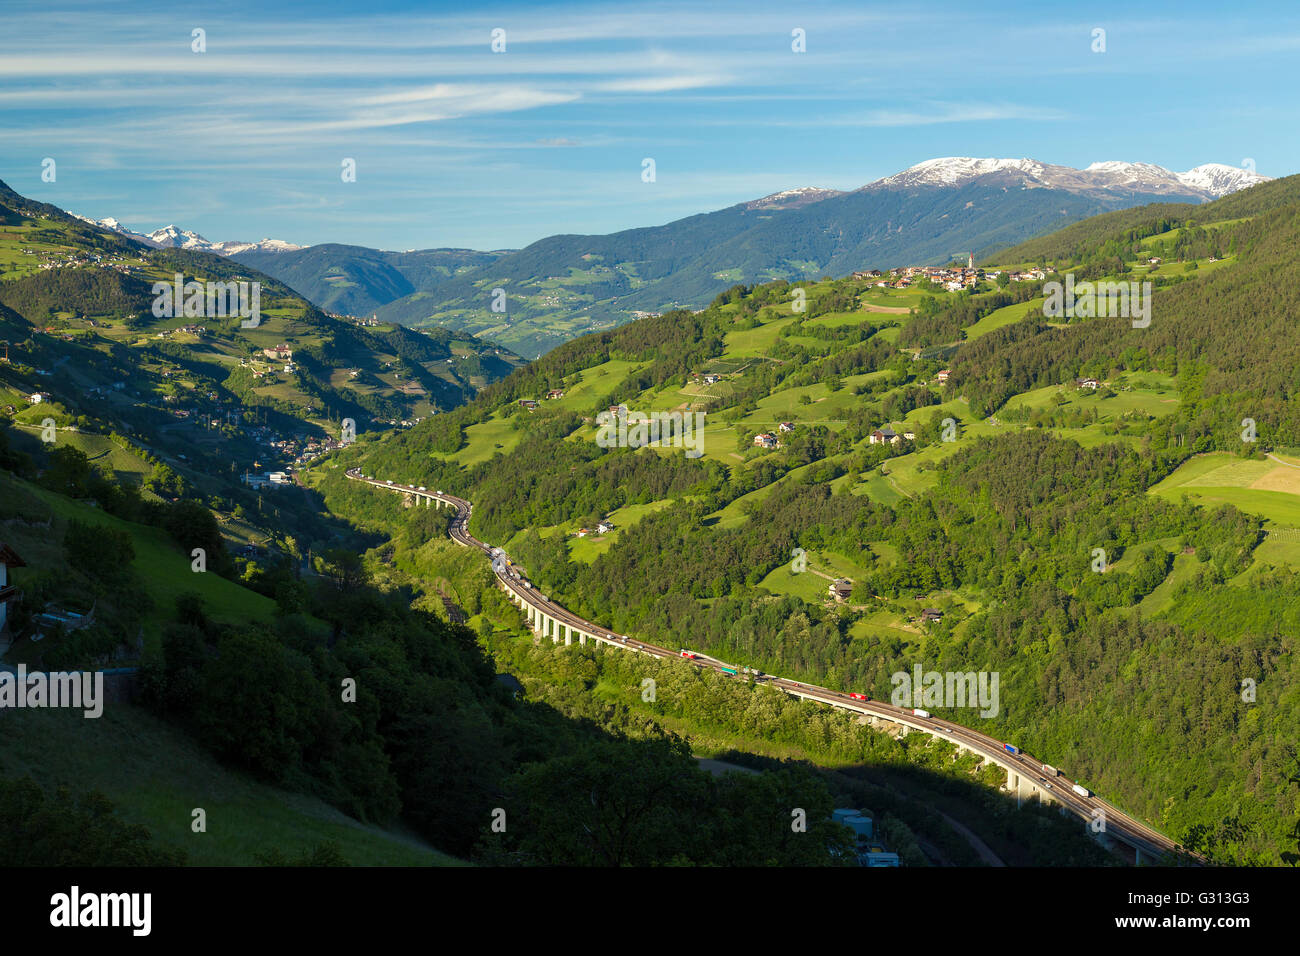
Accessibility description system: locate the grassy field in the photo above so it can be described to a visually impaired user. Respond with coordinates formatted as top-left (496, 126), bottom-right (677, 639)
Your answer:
top-left (848, 609), bottom-right (924, 648)
top-left (1234, 530), bottom-right (1300, 580)
top-left (723, 313), bottom-right (799, 357)
top-left (11, 424), bottom-right (155, 483)
top-left (739, 381), bottom-right (852, 427)
top-left (1149, 453), bottom-right (1300, 527)
top-left (1, 474), bottom-right (280, 659)
top-left (710, 475), bottom-right (783, 527)
top-left (857, 470), bottom-right (906, 505)
top-left (965, 296), bottom-right (1044, 339)
top-left (566, 499), bottom-right (678, 564)
top-left (802, 310), bottom-right (863, 328)
top-left (1136, 218), bottom-right (1249, 249)
top-left (756, 546), bottom-right (873, 602)
top-left (1139, 551), bottom-right (1201, 618)
top-left (0, 704), bottom-right (460, 866)
top-left (860, 287), bottom-right (934, 309)
top-left (438, 414), bottom-right (522, 467)
top-left (543, 358), bottom-right (645, 412)
top-left (1001, 381), bottom-right (1179, 421)
top-left (758, 563), bottom-right (830, 602)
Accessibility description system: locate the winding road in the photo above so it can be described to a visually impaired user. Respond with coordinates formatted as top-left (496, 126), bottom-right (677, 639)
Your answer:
top-left (346, 468), bottom-right (1198, 865)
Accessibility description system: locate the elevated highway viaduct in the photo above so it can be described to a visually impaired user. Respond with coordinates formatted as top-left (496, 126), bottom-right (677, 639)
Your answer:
top-left (346, 468), bottom-right (1196, 865)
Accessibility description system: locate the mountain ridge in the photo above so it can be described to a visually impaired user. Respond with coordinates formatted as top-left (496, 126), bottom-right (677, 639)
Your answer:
top-left (61, 156), bottom-right (1272, 357)
top-left (67, 213), bottom-right (304, 256)
top-left (864, 157), bottom-right (1268, 198)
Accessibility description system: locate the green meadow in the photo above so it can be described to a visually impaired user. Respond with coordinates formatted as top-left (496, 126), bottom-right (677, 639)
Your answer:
top-left (1149, 453), bottom-right (1300, 527)
top-left (0, 705), bottom-right (458, 866)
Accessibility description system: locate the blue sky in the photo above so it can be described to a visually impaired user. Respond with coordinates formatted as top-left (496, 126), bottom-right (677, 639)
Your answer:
top-left (2, 0), bottom-right (1296, 251)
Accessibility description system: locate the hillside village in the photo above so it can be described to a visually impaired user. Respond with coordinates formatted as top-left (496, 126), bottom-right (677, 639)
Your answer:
top-left (852, 261), bottom-right (1047, 291)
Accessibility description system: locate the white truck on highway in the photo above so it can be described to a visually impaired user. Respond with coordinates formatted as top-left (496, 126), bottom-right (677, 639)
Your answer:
top-left (1072, 783), bottom-right (1091, 797)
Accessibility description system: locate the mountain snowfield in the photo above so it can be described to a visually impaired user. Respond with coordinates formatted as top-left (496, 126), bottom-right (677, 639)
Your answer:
top-left (864, 157), bottom-right (1269, 199)
top-left (68, 213), bottom-right (302, 256)
top-left (745, 186), bottom-right (847, 210)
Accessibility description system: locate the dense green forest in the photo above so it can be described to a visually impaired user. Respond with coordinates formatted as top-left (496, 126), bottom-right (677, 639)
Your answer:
top-left (317, 481), bottom-right (1117, 866)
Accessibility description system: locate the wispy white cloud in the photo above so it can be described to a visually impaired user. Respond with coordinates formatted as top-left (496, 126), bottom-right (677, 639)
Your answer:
top-left (5, 0), bottom-right (1294, 250)
top-left (595, 74), bottom-right (731, 93)
top-left (846, 103), bottom-right (1072, 128)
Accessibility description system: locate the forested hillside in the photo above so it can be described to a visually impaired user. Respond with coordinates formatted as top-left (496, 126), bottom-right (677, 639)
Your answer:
top-left (233, 243), bottom-right (509, 318)
top-left (1, 441), bottom-right (867, 866)
top-left (243, 174), bottom-right (1192, 359)
top-left (0, 179), bottom-right (525, 561)
top-left (327, 173), bottom-right (1300, 864)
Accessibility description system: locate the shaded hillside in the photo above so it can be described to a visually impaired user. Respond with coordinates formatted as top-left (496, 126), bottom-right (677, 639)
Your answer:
top-left (234, 243), bottom-right (510, 317)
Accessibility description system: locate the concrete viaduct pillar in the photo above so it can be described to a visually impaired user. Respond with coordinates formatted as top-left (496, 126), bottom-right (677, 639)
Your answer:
top-left (500, 583), bottom-right (595, 651)
top-left (1005, 767), bottom-right (1053, 808)
top-left (1007, 767), bottom-right (1025, 808)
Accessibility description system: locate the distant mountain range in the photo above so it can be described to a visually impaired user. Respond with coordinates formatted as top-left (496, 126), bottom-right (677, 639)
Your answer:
top-left (67, 214), bottom-right (304, 256)
top-left (65, 158), bottom-right (1270, 357)
top-left (868, 158), bottom-right (1265, 198)
top-left (0, 179), bottom-right (527, 430)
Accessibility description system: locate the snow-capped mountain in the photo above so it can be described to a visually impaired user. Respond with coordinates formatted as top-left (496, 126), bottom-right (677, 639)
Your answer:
top-left (1173, 163), bottom-right (1269, 198)
top-left (865, 157), bottom-right (1269, 200)
top-left (745, 186), bottom-right (846, 211)
top-left (69, 213), bottom-right (302, 256)
top-left (869, 157), bottom-right (1055, 190)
